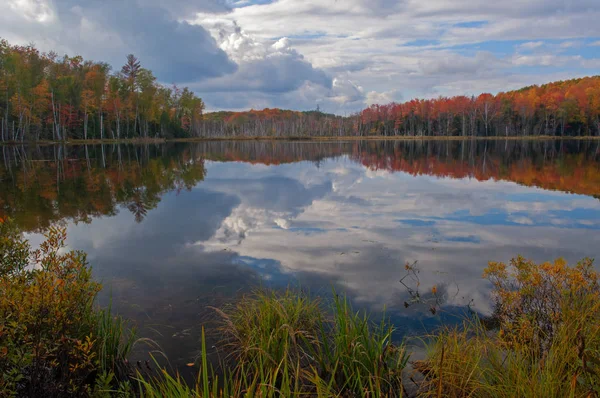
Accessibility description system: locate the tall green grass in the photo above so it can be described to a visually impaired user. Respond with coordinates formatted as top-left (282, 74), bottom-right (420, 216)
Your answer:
top-left (139, 289), bottom-right (409, 397)
top-left (95, 305), bottom-right (137, 379)
top-left (313, 294), bottom-right (408, 397)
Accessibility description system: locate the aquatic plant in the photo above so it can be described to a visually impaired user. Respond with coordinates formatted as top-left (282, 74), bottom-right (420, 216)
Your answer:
top-left (211, 289), bottom-right (408, 397)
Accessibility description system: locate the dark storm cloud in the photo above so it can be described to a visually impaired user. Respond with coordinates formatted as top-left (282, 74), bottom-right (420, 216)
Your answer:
top-left (193, 52), bottom-right (332, 93)
top-left (2, 0), bottom-right (237, 82)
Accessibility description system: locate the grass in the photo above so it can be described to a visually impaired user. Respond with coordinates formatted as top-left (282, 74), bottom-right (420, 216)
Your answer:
top-left (138, 290), bottom-right (408, 397)
top-left (96, 304), bottom-right (137, 379)
top-left (206, 289), bottom-right (409, 397)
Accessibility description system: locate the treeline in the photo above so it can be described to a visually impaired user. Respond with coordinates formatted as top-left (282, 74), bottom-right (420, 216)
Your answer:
top-left (200, 77), bottom-right (600, 138)
top-left (3, 140), bottom-right (599, 232)
top-left (200, 108), bottom-right (354, 138)
top-left (0, 39), bottom-right (204, 142)
top-left (358, 77), bottom-right (600, 137)
top-left (2, 39), bottom-right (600, 141)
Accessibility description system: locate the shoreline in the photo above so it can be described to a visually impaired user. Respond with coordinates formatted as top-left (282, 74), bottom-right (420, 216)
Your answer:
top-left (1, 134), bottom-right (599, 146)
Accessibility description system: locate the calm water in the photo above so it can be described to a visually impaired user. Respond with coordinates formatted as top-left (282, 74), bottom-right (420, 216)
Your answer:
top-left (2, 140), bottom-right (600, 371)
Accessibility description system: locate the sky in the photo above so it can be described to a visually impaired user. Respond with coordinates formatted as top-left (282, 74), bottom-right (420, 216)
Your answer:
top-left (1, 0), bottom-right (600, 114)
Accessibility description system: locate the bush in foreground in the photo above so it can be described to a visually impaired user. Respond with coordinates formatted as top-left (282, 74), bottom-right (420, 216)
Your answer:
top-left (0, 219), bottom-right (135, 397)
top-left (419, 256), bottom-right (600, 397)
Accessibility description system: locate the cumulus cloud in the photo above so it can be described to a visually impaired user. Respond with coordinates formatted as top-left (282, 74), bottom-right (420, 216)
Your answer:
top-left (193, 0), bottom-right (600, 110)
top-left (165, 19), bottom-right (346, 110)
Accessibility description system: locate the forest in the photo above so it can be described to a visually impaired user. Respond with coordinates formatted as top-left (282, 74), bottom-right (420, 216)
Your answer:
top-left (357, 76), bottom-right (600, 138)
top-left (0, 40), bottom-right (205, 142)
top-left (206, 77), bottom-right (600, 138)
top-left (1, 39), bottom-right (600, 141)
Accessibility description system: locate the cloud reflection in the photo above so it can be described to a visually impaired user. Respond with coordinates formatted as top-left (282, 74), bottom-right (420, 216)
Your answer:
top-left (14, 141), bottom-right (600, 370)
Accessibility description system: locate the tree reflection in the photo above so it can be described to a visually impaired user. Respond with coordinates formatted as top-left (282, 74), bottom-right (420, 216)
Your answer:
top-left (0, 144), bottom-right (206, 230)
top-left (1, 139), bottom-right (598, 232)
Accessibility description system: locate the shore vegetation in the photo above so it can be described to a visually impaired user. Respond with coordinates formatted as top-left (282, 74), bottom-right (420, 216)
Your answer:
top-left (1, 219), bottom-right (598, 397)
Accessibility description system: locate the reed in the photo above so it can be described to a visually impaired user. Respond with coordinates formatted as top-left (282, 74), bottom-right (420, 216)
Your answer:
top-left (209, 289), bottom-right (409, 397)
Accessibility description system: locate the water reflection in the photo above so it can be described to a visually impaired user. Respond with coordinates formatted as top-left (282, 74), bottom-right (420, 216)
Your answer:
top-left (2, 140), bottom-right (600, 370)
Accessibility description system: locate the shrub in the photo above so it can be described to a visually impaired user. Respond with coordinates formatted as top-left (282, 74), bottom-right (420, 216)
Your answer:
top-left (484, 256), bottom-right (599, 354)
top-left (420, 257), bottom-right (600, 397)
top-left (0, 219), bottom-right (135, 397)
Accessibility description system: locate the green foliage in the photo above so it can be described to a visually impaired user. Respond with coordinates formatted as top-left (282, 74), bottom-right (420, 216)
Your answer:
top-left (0, 40), bottom-right (204, 141)
top-left (0, 218), bottom-right (29, 276)
top-left (0, 219), bottom-right (136, 397)
top-left (213, 289), bottom-right (409, 397)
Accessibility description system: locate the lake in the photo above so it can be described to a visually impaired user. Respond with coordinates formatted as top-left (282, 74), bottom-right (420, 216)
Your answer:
top-left (2, 139), bottom-right (600, 373)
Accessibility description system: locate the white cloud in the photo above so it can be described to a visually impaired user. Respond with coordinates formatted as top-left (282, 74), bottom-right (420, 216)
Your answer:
top-left (517, 41), bottom-right (545, 51)
top-left (192, 0), bottom-right (600, 110)
top-left (366, 90), bottom-right (399, 106)
top-left (8, 0), bottom-right (55, 23)
top-left (2, 0), bottom-right (600, 112)
top-left (512, 53), bottom-right (600, 69)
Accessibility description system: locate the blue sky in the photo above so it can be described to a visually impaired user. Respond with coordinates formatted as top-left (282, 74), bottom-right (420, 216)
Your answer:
top-left (1, 0), bottom-right (599, 113)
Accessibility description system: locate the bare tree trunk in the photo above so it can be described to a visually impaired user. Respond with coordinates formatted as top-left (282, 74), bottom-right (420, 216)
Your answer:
top-left (51, 91), bottom-right (62, 140)
top-left (84, 110), bottom-right (88, 140)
